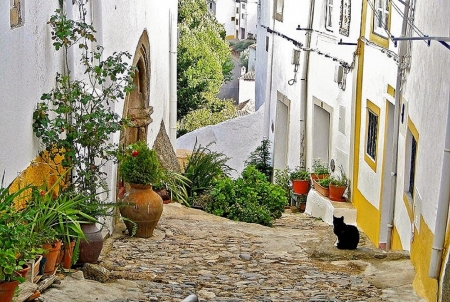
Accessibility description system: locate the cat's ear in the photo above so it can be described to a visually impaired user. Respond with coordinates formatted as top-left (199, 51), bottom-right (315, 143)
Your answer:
top-left (340, 216), bottom-right (344, 219)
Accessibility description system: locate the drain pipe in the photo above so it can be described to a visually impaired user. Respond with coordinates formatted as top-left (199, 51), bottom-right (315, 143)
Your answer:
top-left (299, 0), bottom-right (315, 168)
top-left (169, 9), bottom-right (178, 147)
top-left (385, 0), bottom-right (410, 250)
top-left (429, 99), bottom-right (450, 280)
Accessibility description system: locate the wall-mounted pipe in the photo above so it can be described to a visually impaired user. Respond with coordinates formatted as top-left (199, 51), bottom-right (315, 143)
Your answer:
top-left (429, 97), bottom-right (450, 280)
top-left (385, 0), bottom-right (410, 250)
top-left (299, 0), bottom-right (315, 168)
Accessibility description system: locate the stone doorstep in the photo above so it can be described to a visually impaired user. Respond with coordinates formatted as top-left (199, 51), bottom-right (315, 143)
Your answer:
top-left (305, 189), bottom-right (357, 226)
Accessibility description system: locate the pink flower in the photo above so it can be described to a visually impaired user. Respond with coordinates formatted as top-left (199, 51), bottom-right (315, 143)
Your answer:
top-left (40, 190), bottom-right (45, 196)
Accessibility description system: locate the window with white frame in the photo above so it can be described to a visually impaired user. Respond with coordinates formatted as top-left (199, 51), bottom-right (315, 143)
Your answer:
top-left (274, 0), bottom-right (284, 22)
top-left (325, 0), bottom-right (333, 31)
top-left (373, 0), bottom-right (389, 37)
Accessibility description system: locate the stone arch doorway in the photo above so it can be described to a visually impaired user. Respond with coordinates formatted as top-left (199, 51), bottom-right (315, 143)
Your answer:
top-left (121, 30), bottom-right (152, 148)
top-left (118, 31), bottom-right (152, 198)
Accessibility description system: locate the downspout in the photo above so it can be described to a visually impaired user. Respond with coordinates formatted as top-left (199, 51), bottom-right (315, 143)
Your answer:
top-left (169, 9), bottom-right (178, 147)
top-left (264, 2), bottom-right (276, 139)
top-left (386, 0), bottom-right (410, 250)
top-left (299, 0), bottom-right (315, 168)
top-left (429, 99), bottom-right (450, 280)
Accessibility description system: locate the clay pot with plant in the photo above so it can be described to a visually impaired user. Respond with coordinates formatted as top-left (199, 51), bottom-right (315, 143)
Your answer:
top-left (289, 167), bottom-right (310, 195)
top-left (314, 176), bottom-right (331, 197)
top-left (329, 165), bottom-right (349, 202)
top-left (118, 141), bottom-right (165, 238)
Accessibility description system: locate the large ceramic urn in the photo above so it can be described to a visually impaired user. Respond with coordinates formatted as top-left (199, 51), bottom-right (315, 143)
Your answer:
top-left (120, 183), bottom-right (163, 238)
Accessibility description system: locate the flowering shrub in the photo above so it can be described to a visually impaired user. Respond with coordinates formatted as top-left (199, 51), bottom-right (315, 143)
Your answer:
top-left (118, 141), bottom-right (164, 186)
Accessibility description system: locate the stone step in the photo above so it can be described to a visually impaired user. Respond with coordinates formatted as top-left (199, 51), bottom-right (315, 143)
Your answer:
top-left (305, 189), bottom-right (357, 226)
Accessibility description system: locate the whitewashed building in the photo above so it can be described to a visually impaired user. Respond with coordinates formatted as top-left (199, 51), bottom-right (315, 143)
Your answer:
top-left (1, 0), bottom-right (178, 232)
top-left (207, 0), bottom-right (236, 39)
top-left (352, 0), bottom-right (450, 300)
top-left (255, 0), bottom-right (450, 300)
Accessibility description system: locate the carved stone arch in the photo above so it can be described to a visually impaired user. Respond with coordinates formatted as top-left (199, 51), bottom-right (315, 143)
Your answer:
top-left (120, 30), bottom-right (152, 148)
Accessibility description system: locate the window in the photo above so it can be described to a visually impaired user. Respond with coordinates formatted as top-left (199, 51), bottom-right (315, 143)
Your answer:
top-left (325, 0), bottom-right (333, 31)
top-left (236, 19), bottom-right (239, 25)
top-left (231, 16), bottom-right (235, 21)
top-left (364, 100), bottom-right (380, 171)
top-left (10, 0), bottom-right (23, 28)
top-left (373, 0), bottom-right (389, 37)
top-left (266, 36), bottom-right (269, 52)
top-left (404, 118), bottom-right (419, 198)
top-left (366, 110), bottom-right (378, 160)
top-left (274, 0), bottom-right (284, 22)
top-left (242, 3), bottom-right (246, 9)
top-left (236, 7), bottom-right (239, 14)
top-left (242, 13), bottom-right (245, 19)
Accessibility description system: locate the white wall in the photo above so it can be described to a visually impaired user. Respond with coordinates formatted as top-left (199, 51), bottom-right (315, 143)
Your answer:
top-left (0, 1), bottom-right (62, 185)
top-left (238, 77), bottom-right (255, 104)
top-left (396, 0), bottom-right (450, 245)
top-left (215, 0), bottom-right (236, 38)
top-left (177, 106), bottom-right (265, 179)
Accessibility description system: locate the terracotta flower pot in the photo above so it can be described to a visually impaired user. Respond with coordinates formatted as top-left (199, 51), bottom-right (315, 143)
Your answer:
top-left (313, 179), bottom-right (329, 197)
top-left (292, 179), bottom-right (310, 195)
top-left (62, 241), bottom-right (76, 269)
top-left (311, 174), bottom-right (329, 188)
top-left (120, 184), bottom-right (163, 238)
top-left (42, 240), bottom-right (62, 275)
top-left (329, 185), bottom-right (347, 201)
top-left (15, 264), bottom-right (30, 278)
top-left (0, 280), bottom-right (19, 302)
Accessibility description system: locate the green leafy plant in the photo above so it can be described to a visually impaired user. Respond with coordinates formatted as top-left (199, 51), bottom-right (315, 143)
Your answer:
top-left (183, 141), bottom-right (234, 204)
top-left (32, 9), bottom-right (135, 217)
top-left (330, 165), bottom-right (348, 187)
top-left (318, 177), bottom-right (331, 188)
top-left (118, 141), bottom-right (164, 186)
top-left (0, 184), bottom-right (42, 283)
top-left (289, 167), bottom-right (310, 181)
top-left (245, 138), bottom-right (273, 181)
top-left (312, 158), bottom-right (329, 175)
top-left (206, 166), bottom-right (287, 226)
top-left (274, 168), bottom-right (291, 200)
top-left (159, 170), bottom-right (191, 206)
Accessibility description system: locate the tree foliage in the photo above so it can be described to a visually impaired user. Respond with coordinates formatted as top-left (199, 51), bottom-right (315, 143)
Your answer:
top-left (178, 97), bottom-right (237, 136)
top-left (177, 0), bottom-right (234, 120)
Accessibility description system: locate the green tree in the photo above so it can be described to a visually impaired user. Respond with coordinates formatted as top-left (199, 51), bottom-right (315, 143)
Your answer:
top-left (178, 97), bottom-right (237, 136)
top-left (177, 0), bottom-right (234, 120)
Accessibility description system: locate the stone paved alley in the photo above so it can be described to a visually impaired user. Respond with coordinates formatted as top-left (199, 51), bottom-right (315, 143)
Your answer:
top-left (39, 203), bottom-right (426, 302)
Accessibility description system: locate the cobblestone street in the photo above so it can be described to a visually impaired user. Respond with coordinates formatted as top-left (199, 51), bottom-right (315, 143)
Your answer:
top-left (40, 203), bottom-right (426, 302)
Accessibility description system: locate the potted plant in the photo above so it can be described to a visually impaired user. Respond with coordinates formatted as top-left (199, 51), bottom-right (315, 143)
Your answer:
top-left (314, 176), bottom-right (331, 197)
top-left (0, 186), bottom-right (42, 301)
top-left (329, 165), bottom-right (349, 202)
top-left (311, 158), bottom-right (329, 179)
top-left (118, 141), bottom-right (165, 238)
top-left (32, 10), bottom-right (135, 263)
top-left (23, 174), bottom-right (98, 272)
top-left (289, 167), bottom-right (310, 195)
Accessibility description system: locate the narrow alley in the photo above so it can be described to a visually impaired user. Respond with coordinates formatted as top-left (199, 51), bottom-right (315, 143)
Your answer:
top-left (39, 203), bottom-right (425, 302)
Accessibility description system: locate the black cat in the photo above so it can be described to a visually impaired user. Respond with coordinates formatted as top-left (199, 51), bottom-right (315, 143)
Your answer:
top-left (333, 215), bottom-right (359, 250)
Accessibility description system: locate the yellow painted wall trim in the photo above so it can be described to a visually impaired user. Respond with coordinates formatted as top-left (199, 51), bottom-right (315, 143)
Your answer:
top-left (408, 117), bottom-right (419, 141)
top-left (390, 225), bottom-right (403, 250)
top-left (387, 84), bottom-right (395, 97)
top-left (354, 188), bottom-right (381, 246)
top-left (402, 193), bottom-right (414, 222)
top-left (411, 215), bottom-right (438, 301)
top-left (369, 0), bottom-right (391, 48)
top-left (364, 100), bottom-right (380, 172)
